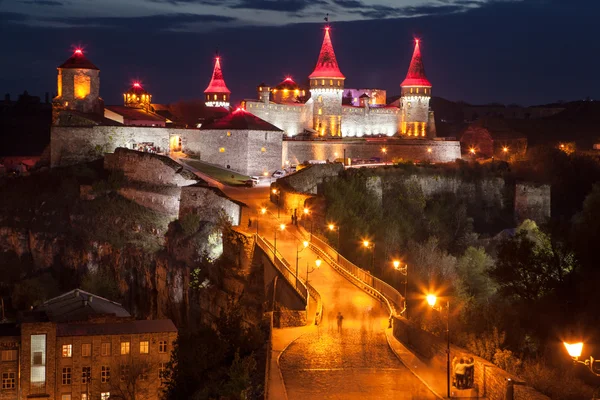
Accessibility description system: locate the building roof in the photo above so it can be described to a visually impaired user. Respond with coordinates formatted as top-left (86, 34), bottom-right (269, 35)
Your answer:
top-left (58, 49), bottom-right (99, 70)
top-left (359, 93), bottom-right (370, 98)
top-left (105, 105), bottom-right (166, 122)
top-left (126, 82), bottom-right (149, 96)
top-left (204, 57), bottom-right (231, 94)
top-left (309, 27), bottom-right (345, 79)
top-left (200, 108), bottom-right (283, 131)
top-left (57, 319), bottom-right (177, 337)
top-left (401, 39), bottom-right (431, 87)
top-left (274, 77), bottom-right (300, 91)
top-left (31, 289), bottom-right (131, 323)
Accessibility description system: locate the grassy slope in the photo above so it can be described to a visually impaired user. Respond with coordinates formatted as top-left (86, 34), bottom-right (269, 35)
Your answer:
top-left (182, 159), bottom-right (250, 186)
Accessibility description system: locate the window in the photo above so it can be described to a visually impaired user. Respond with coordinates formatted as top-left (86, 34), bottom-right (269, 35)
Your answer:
top-left (219, 147), bottom-right (225, 153)
top-left (2, 372), bottom-right (15, 389)
top-left (329, 80), bottom-right (333, 85)
top-left (159, 341), bottom-right (167, 353)
top-left (227, 131), bottom-right (231, 137)
top-left (62, 344), bottom-right (72, 358)
top-left (223, 95), bottom-right (226, 101)
top-left (317, 95), bottom-right (322, 102)
top-left (101, 392), bottom-right (110, 400)
top-left (318, 109), bottom-right (322, 115)
top-left (1, 350), bottom-right (16, 361)
top-left (321, 79), bottom-right (324, 85)
top-left (82, 367), bottom-right (91, 383)
top-left (120, 364), bottom-right (129, 381)
top-left (213, 94), bottom-right (217, 100)
top-left (81, 395), bottom-right (88, 400)
top-left (101, 366), bottom-right (110, 383)
top-left (101, 342), bottom-right (111, 356)
top-left (416, 88), bottom-right (420, 94)
top-left (62, 367), bottom-right (71, 385)
top-left (260, 147), bottom-right (266, 153)
top-left (61, 395), bottom-right (71, 400)
top-left (81, 343), bottom-right (91, 357)
top-left (30, 334), bottom-right (46, 392)
top-left (139, 341), bottom-right (149, 354)
top-left (159, 362), bottom-right (166, 380)
top-left (120, 342), bottom-right (130, 355)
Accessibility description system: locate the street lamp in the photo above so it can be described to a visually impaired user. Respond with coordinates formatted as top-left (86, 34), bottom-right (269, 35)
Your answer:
top-left (296, 240), bottom-right (309, 289)
top-left (362, 240), bottom-right (375, 272)
top-left (272, 188), bottom-right (281, 218)
top-left (273, 223), bottom-right (285, 259)
top-left (393, 260), bottom-right (408, 315)
top-left (427, 294), bottom-right (450, 398)
top-left (306, 258), bottom-right (322, 285)
top-left (563, 342), bottom-right (600, 376)
top-left (303, 207), bottom-right (313, 237)
top-left (381, 147), bottom-right (387, 164)
top-left (257, 207), bottom-right (267, 235)
top-left (328, 223), bottom-right (340, 250)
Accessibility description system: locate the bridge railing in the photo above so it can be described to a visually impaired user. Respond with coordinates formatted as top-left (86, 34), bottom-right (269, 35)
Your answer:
top-left (256, 234), bottom-right (308, 303)
top-left (310, 234), bottom-right (405, 317)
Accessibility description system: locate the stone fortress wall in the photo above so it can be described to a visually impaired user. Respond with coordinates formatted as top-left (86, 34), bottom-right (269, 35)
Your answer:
top-left (341, 105), bottom-right (398, 137)
top-left (245, 100), bottom-right (312, 137)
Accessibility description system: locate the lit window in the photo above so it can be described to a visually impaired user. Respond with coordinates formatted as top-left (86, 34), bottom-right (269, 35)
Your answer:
top-left (260, 147), bottom-right (266, 153)
top-left (101, 392), bottom-right (110, 400)
top-left (120, 342), bottom-right (130, 355)
top-left (410, 88), bottom-right (413, 94)
top-left (158, 341), bottom-right (167, 354)
top-left (223, 95), bottom-right (226, 101)
top-left (120, 364), bottom-right (129, 381)
top-left (227, 131), bottom-right (231, 137)
top-left (213, 94), bottom-right (217, 100)
top-left (318, 96), bottom-right (322, 102)
top-left (219, 147), bottom-right (225, 153)
top-left (82, 367), bottom-right (91, 383)
top-left (81, 343), bottom-right (91, 357)
top-left (329, 80), bottom-right (333, 85)
top-left (321, 79), bottom-right (325, 85)
top-left (1, 350), bottom-right (16, 361)
top-left (101, 343), bottom-right (111, 356)
top-left (2, 372), bottom-right (15, 389)
top-left (318, 109), bottom-right (322, 115)
top-left (31, 334), bottom-right (46, 392)
top-left (337, 80), bottom-right (340, 86)
top-left (140, 341), bottom-right (149, 354)
top-left (62, 344), bottom-right (72, 358)
top-left (101, 366), bottom-right (110, 383)
top-left (416, 88), bottom-right (420, 94)
top-left (62, 395), bottom-right (71, 400)
top-left (62, 368), bottom-right (71, 385)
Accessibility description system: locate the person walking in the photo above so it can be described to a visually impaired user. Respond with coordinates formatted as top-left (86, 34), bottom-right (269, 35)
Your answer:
top-left (336, 312), bottom-right (344, 333)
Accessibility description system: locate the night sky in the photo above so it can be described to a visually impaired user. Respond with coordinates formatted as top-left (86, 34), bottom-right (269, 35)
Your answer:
top-left (0, 0), bottom-right (597, 106)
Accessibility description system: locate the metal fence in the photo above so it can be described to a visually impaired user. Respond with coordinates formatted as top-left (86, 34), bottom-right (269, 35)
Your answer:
top-left (310, 235), bottom-right (405, 316)
top-left (256, 234), bottom-right (309, 302)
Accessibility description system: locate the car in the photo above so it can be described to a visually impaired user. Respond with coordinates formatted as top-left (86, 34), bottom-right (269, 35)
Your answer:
top-left (272, 170), bottom-right (286, 179)
top-left (243, 179), bottom-right (255, 187)
top-left (250, 176), bottom-right (260, 185)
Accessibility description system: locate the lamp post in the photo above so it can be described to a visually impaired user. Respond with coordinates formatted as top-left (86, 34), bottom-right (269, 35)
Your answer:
top-left (393, 260), bottom-right (408, 316)
top-left (303, 207), bottom-right (313, 238)
top-left (273, 223), bottom-right (285, 259)
top-left (296, 240), bottom-right (309, 289)
top-left (427, 294), bottom-right (450, 398)
top-left (381, 147), bottom-right (387, 164)
top-left (563, 342), bottom-right (600, 376)
top-left (362, 240), bottom-right (375, 272)
top-left (257, 207), bottom-right (267, 235)
top-left (328, 224), bottom-right (340, 250)
top-left (502, 146), bottom-right (509, 161)
top-left (306, 258), bottom-right (322, 285)
top-left (272, 188), bottom-right (281, 218)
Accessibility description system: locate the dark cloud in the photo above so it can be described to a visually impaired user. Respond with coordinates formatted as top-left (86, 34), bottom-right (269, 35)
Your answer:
top-left (146, 0), bottom-right (230, 5)
top-left (0, 11), bottom-right (30, 22)
top-left (232, 0), bottom-right (326, 12)
top-left (21, 0), bottom-right (63, 5)
top-left (332, 0), bottom-right (365, 8)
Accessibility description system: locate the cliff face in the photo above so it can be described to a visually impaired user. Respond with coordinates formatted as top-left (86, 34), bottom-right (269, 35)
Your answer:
top-left (0, 164), bottom-right (261, 328)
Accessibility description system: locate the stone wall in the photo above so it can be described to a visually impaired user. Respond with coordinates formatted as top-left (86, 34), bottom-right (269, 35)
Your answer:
top-left (283, 138), bottom-right (461, 165)
top-left (392, 316), bottom-right (550, 400)
top-left (275, 163), bottom-right (344, 194)
top-left (246, 101), bottom-right (311, 137)
top-left (514, 183), bottom-right (551, 224)
top-left (311, 88), bottom-right (343, 136)
top-left (118, 186), bottom-right (182, 216)
top-left (341, 105), bottom-right (398, 137)
top-left (179, 184), bottom-right (244, 226)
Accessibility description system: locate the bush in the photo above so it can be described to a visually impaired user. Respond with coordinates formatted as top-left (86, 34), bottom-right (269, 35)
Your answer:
top-left (179, 214), bottom-right (202, 237)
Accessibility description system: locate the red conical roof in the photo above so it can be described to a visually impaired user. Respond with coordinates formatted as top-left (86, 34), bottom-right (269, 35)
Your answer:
top-left (401, 39), bottom-right (431, 87)
top-left (204, 56), bottom-right (231, 94)
top-left (58, 49), bottom-right (99, 70)
top-left (309, 27), bottom-right (345, 79)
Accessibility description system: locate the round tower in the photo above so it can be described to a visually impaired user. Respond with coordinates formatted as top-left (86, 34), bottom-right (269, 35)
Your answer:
top-left (204, 56), bottom-right (231, 108)
top-left (400, 39), bottom-right (432, 138)
top-left (52, 48), bottom-right (103, 124)
top-left (124, 82), bottom-right (152, 111)
top-left (272, 77), bottom-right (304, 104)
top-left (257, 82), bottom-right (270, 104)
top-left (309, 26), bottom-right (345, 137)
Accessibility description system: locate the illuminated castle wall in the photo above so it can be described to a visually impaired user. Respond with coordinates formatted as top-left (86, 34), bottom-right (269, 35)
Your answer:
top-left (244, 28), bottom-right (432, 139)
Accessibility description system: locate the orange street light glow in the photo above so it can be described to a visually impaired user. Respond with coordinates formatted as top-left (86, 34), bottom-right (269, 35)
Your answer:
top-left (564, 342), bottom-right (583, 358)
top-left (272, 188), bottom-right (278, 194)
top-left (279, 223), bottom-right (286, 231)
top-left (393, 260), bottom-right (400, 269)
top-left (426, 294), bottom-right (437, 307)
top-left (260, 208), bottom-right (267, 214)
top-left (303, 208), bottom-right (309, 214)
top-left (469, 148), bottom-right (476, 154)
top-left (381, 147), bottom-right (387, 153)
top-left (315, 258), bottom-right (322, 267)
top-left (328, 224), bottom-right (335, 231)
top-left (502, 147), bottom-right (509, 153)
top-left (302, 241), bottom-right (309, 248)
top-left (427, 148), bottom-right (432, 153)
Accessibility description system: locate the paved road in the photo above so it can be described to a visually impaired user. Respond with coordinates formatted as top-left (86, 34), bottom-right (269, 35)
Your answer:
top-left (180, 172), bottom-right (436, 399)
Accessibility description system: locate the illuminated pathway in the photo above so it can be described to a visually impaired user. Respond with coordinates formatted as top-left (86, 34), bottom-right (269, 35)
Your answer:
top-left (195, 180), bottom-right (437, 399)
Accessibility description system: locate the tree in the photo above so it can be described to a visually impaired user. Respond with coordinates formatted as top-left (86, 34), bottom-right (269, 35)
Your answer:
top-left (407, 236), bottom-right (457, 288)
top-left (81, 268), bottom-right (120, 301)
top-left (456, 246), bottom-right (496, 304)
top-left (108, 358), bottom-right (152, 400)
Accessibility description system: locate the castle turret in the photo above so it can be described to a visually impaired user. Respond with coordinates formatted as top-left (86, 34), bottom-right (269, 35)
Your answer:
top-left (400, 39), bottom-right (432, 138)
top-left (124, 82), bottom-right (152, 111)
top-left (309, 26), bottom-right (345, 137)
top-left (52, 48), bottom-right (103, 124)
top-left (272, 77), bottom-right (305, 104)
top-left (257, 82), bottom-right (270, 104)
top-left (204, 56), bottom-right (230, 108)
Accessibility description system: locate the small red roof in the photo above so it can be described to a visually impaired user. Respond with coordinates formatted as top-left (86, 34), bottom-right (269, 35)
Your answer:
top-left (275, 77), bottom-right (300, 90)
top-left (200, 108), bottom-right (282, 131)
top-left (309, 27), bottom-right (345, 79)
top-left (126, 82), bottom-right (148, 95)
top-left (401, 39), bottom-right (431, 87)
top-left (58, 49), bottom-right (99, 70)
top-left (204, 57), bottom-right (231, 94)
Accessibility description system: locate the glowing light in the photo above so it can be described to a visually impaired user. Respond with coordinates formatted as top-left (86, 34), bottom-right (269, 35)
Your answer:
top-left (328, 224), bottom-right (335, 231)
top-left (74, 49), bottom-right (83, 55)
top-left (219, 147), bottom-right (225, 153)
top-left (469, 148), bottom-right (476, 154)
top-left (133, 82), bottom-right (141, 88)
top-left (393, 260), bottom-right (400, 269)
top-left (303, 241), bottom-right (309, 248)
top-left (426, 294), bottom-right (437, 307)
top-left (427, 148), bottom-right (432, 153)
top-left (325, 25), bottom-right (330, 31)
top-left (362, 240), bottom-right (370, 248)
top-left (315, 258), bottom-right (322, 267)
top-left (563, 342), bottom-right (583, 358)
top-left (303, 208), bottom-right (309, 215)
top-left (279, 223), bottom-right (286, 231)
top-left (502, 147), bottom-right (509, 153)
top-left (284, 76), bottom-right (293, 82)
top-left (235, 107), bottom-right (243, 112)
top-left (272, 189), bottom-right (278, 194)
top-left (263, 171), bottom-right (269, 176)
top-left (260, 207), bottom-right (267, 214)
top-left (381, 147), bottom-right (387, 154)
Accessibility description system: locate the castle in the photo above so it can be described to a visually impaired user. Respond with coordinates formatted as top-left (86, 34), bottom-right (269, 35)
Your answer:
top-left (50, 27), bottom-right (461, 174)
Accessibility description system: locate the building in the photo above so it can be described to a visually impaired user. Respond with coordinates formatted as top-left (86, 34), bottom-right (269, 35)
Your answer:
top-left (204, 56), bottom-right (231, 108)
top-left (0, 289), bottom-right (177, 400)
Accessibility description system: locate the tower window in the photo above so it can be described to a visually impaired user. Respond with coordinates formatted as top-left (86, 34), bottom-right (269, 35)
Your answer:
top-left (227, 131), bottom-right (231, 137)
top-left (318, 109), bottom-right (322, 115)
top-left (321, 79), bottom-right (325, 85)
top-left (213, 94), bottom-right (217, 100)
top-left (219, 147), bottom-right (225, 153)
top-left (416, 88), bottom-right (420, 94)
top-left (261, 147), bottom-right (266, 152)
top-left (318, 96), bottom-right (322, 102)
top-left (410, 88), bottom-right (413, 94)
top-left (337, 80), bottom-right (340, 86)
top-left (330, 80), bottom-right (333, 85)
